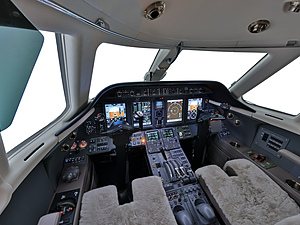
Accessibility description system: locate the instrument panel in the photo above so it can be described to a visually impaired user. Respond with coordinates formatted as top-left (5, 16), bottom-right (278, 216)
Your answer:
top-left (76, 81), bottom-right (254, 139)
top-left (56, 81), bottom-right (253, 139)
top-left (97, 97), bottom-right (205, 132)
top-left (99, 85), bottom-right (208, 131)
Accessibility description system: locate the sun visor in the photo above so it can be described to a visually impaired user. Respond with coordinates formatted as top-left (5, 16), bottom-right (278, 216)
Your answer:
top-left (0, 0), bottom-right (44, 131)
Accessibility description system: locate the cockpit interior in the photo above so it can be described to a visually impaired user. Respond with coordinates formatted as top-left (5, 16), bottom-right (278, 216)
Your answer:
top-left (1, 0), bottom-right (300, 225)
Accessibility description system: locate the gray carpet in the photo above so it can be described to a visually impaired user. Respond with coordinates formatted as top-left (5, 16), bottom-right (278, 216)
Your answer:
top-left (79, 176), bottom-right (176, 225)
top-left (195, 159), bottom-right (300, 225)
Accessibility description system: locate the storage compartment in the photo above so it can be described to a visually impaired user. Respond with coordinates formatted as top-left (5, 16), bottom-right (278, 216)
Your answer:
top-left (207, 135), bottom-right (244, 168)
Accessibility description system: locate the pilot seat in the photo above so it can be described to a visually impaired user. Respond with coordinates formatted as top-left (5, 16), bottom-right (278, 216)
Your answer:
top-left (195, 159), bottom-right (300, 225)
top-left (79, 176), bottom-right (176, 225)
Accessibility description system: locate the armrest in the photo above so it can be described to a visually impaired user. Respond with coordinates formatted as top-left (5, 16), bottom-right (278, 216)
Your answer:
top-left (278, 149), bottom-right (300, 167)
top-left (37, 212), bottom-right (61, 225)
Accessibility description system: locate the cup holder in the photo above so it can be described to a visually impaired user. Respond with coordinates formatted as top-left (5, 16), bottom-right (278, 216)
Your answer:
top-left (230, 142), bottom-right (240, 148)
top-left (286, 179), bottom-right (300, 192)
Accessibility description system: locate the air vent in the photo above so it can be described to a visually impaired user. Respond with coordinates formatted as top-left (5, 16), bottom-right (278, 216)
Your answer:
top-left (254, 127), bottom-right (289, 158)
top-left (266, 135), bottom-right (284, 151)
top-left (262, 133), bottom-right (269, 141)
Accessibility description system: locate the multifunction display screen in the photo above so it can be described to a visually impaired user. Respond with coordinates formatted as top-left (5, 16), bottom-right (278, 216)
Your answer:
top-left (163, 129), bottom-right (174, 138)
top-left (156, 101), bottom-right (163, 109)
top-left (167, 99), bottom-right (183, 123)
top-left (146, 131), bottom-right (159, 141)
top-left (187, 98), bottom-right (203, 120)
top-left (133, 101), bottom-right (152, 127)
top-left (105, 103), bottom-right (126, 128)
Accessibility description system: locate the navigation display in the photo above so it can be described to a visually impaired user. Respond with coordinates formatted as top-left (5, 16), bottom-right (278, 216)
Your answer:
top-left (146, 131), bottom-right (159, 141)
top-left (163, 129), bottom-right (174, 138)
top-left (105, 103), bottom-right (126, 128)
top-left (187, 98), bottom-right (203, 120)
top-left (133, 101), bottom-right (152, 127)
top-left (167, 99), bottom-right (183, 123)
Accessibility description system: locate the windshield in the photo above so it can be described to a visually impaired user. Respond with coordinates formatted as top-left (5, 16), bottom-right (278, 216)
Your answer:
top-left (243, 55), bottom-right (300, 115)
top-left (89, 43), bottom-right (158, 99)
top-left (163, 50), bottom-right (265, 88)
top-left (89, 43), bottom-right (265, 99)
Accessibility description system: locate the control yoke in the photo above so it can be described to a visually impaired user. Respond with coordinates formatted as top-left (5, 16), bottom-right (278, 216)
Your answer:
top-left (134, 111), bottom-right (144, 130)
top-left (196, 106), bottom-right (210, 137)
top-left (102, 121), bottom-right (134, 135)
top-left (192, 106), bottom-right (211, 169)
top-left (219, 103), bottom-right (231, 118)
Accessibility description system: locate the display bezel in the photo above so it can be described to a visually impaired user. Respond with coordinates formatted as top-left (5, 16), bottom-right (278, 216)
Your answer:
top-left (166, 99), bottom-right (183, 123)
top-left (162, 128), bottom-right (174, 138)
top-left (104, 103), bottom-right (127, 128)
top-left (187, 98), bottom-right (203, 121)
top-left (156, 101), bottom-right (163, 109)
top-left (146, 130), bottom-right (160, 141)
top-left (132, 101), bottom-right (152, 127)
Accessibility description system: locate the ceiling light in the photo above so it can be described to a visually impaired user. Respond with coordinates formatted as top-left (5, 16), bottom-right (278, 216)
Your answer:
top-left (248, 20), bottom-right (270, 34)
top-left (287, 1), bottom-right (300, 12)
top-left (143, 1), bottom-right (166, 21)
top-left (95, 18), bottom-right (110, 29)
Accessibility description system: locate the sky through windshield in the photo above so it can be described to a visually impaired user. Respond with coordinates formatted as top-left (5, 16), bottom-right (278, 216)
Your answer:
top-left (90, 44), bottom-right (265, 99)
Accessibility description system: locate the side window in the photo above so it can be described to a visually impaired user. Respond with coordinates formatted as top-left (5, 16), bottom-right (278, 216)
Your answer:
top-left (1, 31), bottom-right (66, 153)
top-left (243, 56), bottom-right (300, 115)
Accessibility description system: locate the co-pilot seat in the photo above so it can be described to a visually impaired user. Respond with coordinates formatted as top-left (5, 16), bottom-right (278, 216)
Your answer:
top-left (195, 159), bottom-right (300, 225)
top-left (79, 176), bottom-right (176, 225)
